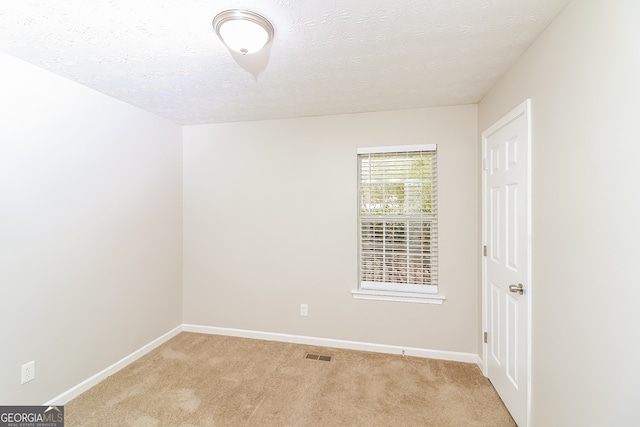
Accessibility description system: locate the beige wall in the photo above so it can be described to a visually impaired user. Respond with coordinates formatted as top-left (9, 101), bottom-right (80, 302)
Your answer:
top-left (183, 105), bottom-right (479, 353)
top-left (478, 0), bottom-right (640, 425)
top-left (0, 53), bottom-right (183, 404)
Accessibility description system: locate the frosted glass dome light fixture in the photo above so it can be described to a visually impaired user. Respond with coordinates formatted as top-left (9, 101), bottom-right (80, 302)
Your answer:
top-left (213, 10), bottom-right (274, 55)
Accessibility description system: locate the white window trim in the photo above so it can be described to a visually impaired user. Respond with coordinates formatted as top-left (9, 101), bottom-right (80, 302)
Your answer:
top-left (351, 289), bottom-right (445, 304)
top-left (355, 144), bottom-right (442, 304)
top-left (357, 144), bottom-right (437, 154)
top-left (360, 281), bottom-right (438, 294)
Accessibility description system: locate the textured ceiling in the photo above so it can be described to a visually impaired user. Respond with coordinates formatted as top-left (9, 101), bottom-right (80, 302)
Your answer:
top-left (0, 0), bottom-right (571, 125)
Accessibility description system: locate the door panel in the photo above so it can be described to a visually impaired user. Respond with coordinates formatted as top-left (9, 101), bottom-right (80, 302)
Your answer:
top-left (490, 186), bottom-right (501, 262)
top-left (507, 183), bottom-right (518, 270)
top-left (507, 295), bottom-right (519, 386)
top-left (483, 100), bottom-right (531, 427)
top-left (490, 284), bottom-right (502, 364)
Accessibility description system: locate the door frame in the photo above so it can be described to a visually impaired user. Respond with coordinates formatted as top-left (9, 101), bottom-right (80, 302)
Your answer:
top-left (481, 99), bottom-right (532, 425)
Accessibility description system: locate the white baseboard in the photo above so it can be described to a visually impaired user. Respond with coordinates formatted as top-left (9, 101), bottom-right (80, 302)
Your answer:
top-left (183, 324), bottom-right (478, 364)
top-left (44, 325), bottom-right (182, 405)
top-left (476, 354), bottom-right (485, 373)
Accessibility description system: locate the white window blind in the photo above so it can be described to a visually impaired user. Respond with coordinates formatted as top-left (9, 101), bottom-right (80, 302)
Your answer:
top-left (357, 145), bottom-right (438, 295)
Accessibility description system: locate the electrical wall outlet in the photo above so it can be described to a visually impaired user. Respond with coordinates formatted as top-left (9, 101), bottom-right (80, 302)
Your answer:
top-left (300, 304), bottom-right (308, 316)
top-left (21, 361), bottom-right (35, 384)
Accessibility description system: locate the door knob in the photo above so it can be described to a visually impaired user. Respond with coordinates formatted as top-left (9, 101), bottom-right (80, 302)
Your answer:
top-left (508, 283), bottom-right (524, 295)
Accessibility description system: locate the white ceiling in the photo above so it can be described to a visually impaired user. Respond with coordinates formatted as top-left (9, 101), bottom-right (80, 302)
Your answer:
top-left (0, 0), bottom-right (570, 125)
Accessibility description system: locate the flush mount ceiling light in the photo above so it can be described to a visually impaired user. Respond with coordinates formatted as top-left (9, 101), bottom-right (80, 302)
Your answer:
top-left (213, 9), bottom-right (274, 55)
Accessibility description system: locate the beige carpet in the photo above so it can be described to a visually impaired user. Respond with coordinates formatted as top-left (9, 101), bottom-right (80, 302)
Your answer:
top-left (66, 332), bottom-right (516, 426)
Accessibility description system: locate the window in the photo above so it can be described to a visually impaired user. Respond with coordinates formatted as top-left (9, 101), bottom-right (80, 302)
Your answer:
top-left (354, 144), bottom-right (442, 304)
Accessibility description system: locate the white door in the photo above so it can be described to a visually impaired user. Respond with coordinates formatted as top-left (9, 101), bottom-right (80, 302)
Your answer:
top-left (482, 100), bottom-right (531, 427)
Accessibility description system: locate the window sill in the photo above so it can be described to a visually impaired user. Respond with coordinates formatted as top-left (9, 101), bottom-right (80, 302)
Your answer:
top-left (351, 289), bottom-right (445, 305)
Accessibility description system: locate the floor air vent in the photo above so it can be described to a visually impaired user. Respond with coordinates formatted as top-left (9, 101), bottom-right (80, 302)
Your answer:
top-left (305, 353), bottom-right (332, 362)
